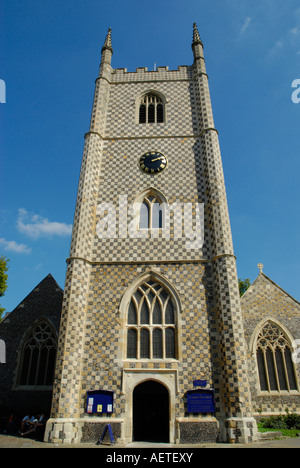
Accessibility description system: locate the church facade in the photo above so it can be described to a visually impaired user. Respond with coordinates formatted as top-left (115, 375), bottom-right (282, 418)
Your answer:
top-left (42, 25), bottom-right (300, 445)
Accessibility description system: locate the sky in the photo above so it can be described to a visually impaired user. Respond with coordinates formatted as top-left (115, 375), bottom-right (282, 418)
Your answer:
top-left (1, 0), bottom-right (300, 312)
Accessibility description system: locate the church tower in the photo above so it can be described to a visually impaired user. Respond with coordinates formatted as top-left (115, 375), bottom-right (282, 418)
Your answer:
top-left (45, 25), bottom-right (258, 444)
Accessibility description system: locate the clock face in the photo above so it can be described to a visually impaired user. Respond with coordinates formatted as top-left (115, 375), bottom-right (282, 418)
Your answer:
top-left (139, 152), bottom-right (168, 174)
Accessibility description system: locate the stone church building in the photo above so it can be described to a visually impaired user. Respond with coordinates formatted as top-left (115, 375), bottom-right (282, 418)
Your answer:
top-left (242, 266), bottom-right (300, 416)
top-left (0, 25), bottom-right (299, 445)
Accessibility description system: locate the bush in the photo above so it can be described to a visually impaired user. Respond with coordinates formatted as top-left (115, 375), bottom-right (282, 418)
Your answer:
top-left (260, 413), bottom-right (300, 430)
top-left (285, 413), bottom-right (300, 430)
top-left (260, 415), bottom-right (286, 429)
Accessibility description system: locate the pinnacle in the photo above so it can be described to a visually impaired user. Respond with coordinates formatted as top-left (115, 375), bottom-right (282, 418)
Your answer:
top-left (192, 22), bottom-right (202, 45)
top-left (102, 27), bottom-right (113, 53)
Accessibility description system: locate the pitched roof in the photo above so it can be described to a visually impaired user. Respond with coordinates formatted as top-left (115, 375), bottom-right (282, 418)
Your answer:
top-left (240, 270), bottom-right (300, 325)
top-left (241, 271), bottom-right (300, 306)
top-left (1, 273), bottom-right (63, 324)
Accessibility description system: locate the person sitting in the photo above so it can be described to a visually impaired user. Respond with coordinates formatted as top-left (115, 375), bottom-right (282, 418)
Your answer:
top-left (19, 415), bottom-right (35, 434)
top-left (19, 414), bottom-right (45, 437)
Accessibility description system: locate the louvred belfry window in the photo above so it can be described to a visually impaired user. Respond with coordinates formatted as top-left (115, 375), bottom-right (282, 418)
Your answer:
top-left (139, 93), bottom-right (164, 123)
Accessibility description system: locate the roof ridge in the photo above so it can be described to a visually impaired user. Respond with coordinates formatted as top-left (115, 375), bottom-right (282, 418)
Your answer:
top-left (241, 271), bottom-right (300, 306)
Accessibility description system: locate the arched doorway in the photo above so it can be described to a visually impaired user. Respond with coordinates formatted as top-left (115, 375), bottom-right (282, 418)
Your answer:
top-left (133, 380), bottom-right (169, 442)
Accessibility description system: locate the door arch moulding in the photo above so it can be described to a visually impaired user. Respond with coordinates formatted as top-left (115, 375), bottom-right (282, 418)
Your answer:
top-left (122, 368), bottom-right (178, 444)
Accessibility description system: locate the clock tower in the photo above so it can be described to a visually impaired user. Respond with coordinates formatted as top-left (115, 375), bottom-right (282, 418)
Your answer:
top-left (45, 25), bottom-right (258, 445)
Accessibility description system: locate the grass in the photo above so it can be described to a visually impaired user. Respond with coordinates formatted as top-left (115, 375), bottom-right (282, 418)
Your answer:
top-left (257, 422), bottom-right (300, 438)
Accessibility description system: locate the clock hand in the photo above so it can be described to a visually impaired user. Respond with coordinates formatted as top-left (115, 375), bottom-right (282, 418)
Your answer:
top-left (151, 156), bottom-right (164, 162)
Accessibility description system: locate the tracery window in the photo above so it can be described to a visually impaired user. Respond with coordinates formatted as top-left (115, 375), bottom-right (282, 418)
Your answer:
top-left (17, 321), bottom-right (57, 386)
top-left (139, 93), bottom-right (164, 124)
top-left (126, 280), bottom-right (176, 359)
top-left (256, 321), bottom-right (298, 392)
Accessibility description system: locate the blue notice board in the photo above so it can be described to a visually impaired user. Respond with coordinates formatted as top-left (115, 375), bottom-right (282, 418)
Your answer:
top-left (86, 390), bottom-right (114, 414)
top-left (187, 389), bottom-right (215, 413)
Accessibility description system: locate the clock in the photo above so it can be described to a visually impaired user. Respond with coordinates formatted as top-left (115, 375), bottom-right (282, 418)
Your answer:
top-left (139, 152), bottom-right (168, 174)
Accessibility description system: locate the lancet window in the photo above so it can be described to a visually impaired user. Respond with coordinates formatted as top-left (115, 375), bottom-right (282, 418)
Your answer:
top-left (139, 194), bottom-right (163, 230)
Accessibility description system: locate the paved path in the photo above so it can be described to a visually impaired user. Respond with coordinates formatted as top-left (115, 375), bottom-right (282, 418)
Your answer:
top-left (1, 433), bottom-right (300, 448)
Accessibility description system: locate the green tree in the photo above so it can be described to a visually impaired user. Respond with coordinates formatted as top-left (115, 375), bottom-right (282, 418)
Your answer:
top-left (238, 278), bottom-right (250, 297)
top-left (0, 255), bottom-right (9, 320)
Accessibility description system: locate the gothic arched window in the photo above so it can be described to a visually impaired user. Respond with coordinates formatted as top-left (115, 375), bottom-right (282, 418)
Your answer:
top-left (139, 93), bottom-right (164, 124)
top-left (126, 279), bottom-right (177, 360)
top-left (256, 321), bottom-right (298, 392)
top-left (139, 194), bottom-right (163, 230)
top-left (17, 320), bottom-right (57, 387)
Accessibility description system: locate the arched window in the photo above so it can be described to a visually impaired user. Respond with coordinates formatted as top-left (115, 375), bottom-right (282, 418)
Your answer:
top-left (256, 321), bottom-right (298, 392)
top-left (139, 194), bottom-right (163, 230)
top-left (126, 279), bottom-right (177, 360)
top-left (17, 320), bottom-right (57, 387)
top-left (139, 93), bottom-right (165, 124)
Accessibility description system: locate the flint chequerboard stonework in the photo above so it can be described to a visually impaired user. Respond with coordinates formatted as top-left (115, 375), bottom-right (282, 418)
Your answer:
top-left (1, 25), bottom-right (298, 445)
top-left (44, 25), bottom-right (300, 445)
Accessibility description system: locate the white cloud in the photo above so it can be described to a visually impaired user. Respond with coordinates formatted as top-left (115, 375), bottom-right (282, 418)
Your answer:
top-left (290, 27), bottom-right (300, 36)
top-left (266, 39), bottom-right (284, 61)
top-left (17, 208), bottom-right (72, 239)
top-left (265, 10), bottom-right (300, 61)
top-left (240, 17), bottom-right (252, 34)
top-left (0, 238), bottom-right (31, 254)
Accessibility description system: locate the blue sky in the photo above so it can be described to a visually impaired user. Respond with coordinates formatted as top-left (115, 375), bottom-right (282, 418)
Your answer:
top-left (1, 0), bottom-right (300, 312)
